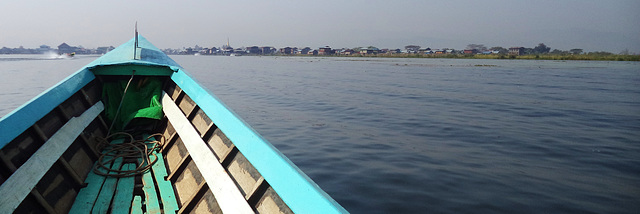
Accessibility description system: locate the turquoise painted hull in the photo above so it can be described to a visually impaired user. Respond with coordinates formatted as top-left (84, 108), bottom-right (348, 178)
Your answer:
top-left (0, 35), bottom-right (347, 213)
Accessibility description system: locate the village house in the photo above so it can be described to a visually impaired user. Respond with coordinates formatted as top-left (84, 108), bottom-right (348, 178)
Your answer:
top-left (339, 49), bottom-right (355, 55)
top-left (296, 47), bottom-right (311, 55)
top-left (405, 45), bottom-right (421, 53)
top-left (221, 45), bottom-right (234, 55)
top-left (36, 45), bottom-right (52, 53)
top-left (509, 47), bottom-right (525, 55)
top-left (183, 47), bottom-right (196, 55)
top-left (208, 47), bottom-right (219, 54)
top-left (96, 46), bottom-right (115, 54)
top-left (246, 46), bottom-right (262, 54)
top-left (360, 47), bottom-right (380, 55)
top-left (280, 47), bottom-right (294, 54)
top-left (463, 49), bottom-right (478, 54)
top-left (389, 49), bottom-right (402, 54)
top-left (261, 47), bottom-right (275, 54)
top-left (58, 43), bottom-right (79, 54)
top-left (318, 46), bottom-right (333, 55)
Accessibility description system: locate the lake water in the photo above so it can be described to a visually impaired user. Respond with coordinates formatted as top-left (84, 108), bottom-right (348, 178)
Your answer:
top-left (1, 55), bottom-right (639, 213)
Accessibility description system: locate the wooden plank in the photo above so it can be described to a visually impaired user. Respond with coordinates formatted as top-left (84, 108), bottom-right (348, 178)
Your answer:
top-left (0, 102), bottom-right (104, 213)
top-left (68, 162), bottom-right (110, 213)
top-left (131, 196), bottom-right (143, 214)
top-left (245, 177), bottom-right (266, 201)
top-left (177, 91), bottom-right (196, 117)
top-left (91, 157), bottom-right (123, 214)
top-left (57, 105), bottom-right (72, 120)
top-left (32, 124), bottom-right (49, 141)
top-left (201, 123), bottom-right (216, 139)
top-left (111, 163), bottom-right (136, 214)
top-left (142, 162), bottom-right (161, 213)
top-left (70, 133), bottom-right (123, 214)
top-left (58, 157), bottom-right (86, 186)
top-left (0, 153), bottom-right (57, 214)
top-left (79, 88), bottom-right (94, 107)
top-left (30, 189), bottom-right (58, 214)
top-left (151, 152), bottom-right (179, 213)
top-left (162, 92), bottom-right (253, 214)
top-left (166, 154), bottom-right (191, 183)
top-left (162, 130), bottom-right (178, 151)
top-left (144, 134), bottom-right (179, 213)
top-left (177, 182), bottom-right (207, 214)
top-left (79, 133), bottom-right (101, 159)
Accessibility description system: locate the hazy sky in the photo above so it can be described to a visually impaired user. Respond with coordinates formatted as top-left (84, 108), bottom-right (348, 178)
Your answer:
top-left (1, 0), bottom-right (639, 53)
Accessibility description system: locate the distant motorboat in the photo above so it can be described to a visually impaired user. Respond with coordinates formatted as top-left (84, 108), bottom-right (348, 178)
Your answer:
top-left (44, 51), bottom-right (74, 59)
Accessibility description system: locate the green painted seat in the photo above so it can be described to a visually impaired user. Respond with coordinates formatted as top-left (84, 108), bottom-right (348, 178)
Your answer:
top-left (69, 136), bottom-right (178, 214)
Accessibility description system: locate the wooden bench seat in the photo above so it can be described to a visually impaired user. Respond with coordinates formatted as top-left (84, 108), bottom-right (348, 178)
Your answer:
top-left (161, 92), bottom-right (254, 214)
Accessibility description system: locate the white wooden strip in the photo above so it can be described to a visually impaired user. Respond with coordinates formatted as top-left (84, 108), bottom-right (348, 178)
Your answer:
top-left (162, 92), bottom-right (254, 214)
top-left (0, 101), bottom-right (104, 213)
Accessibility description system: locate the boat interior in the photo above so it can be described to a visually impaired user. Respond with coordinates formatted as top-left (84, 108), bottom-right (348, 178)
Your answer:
top-left (0, 75), bottom-right (294, 213)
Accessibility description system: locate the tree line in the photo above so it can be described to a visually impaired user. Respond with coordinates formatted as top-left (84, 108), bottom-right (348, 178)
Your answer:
top-left (463, 43), bottom-right (634, 56)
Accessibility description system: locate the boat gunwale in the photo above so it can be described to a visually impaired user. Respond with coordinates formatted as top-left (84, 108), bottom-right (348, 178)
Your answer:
top-left (0, 68), bottom-right (95, 149)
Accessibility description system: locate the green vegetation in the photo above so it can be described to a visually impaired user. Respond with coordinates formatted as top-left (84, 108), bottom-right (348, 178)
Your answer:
top-left (506, 53), bottom-right (639, 61)
top-left (323, 53), bottom-right (639, 61)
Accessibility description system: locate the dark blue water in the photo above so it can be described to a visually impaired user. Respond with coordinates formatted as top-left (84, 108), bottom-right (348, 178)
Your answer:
top-left (2, 56), bottom-right (639, 213)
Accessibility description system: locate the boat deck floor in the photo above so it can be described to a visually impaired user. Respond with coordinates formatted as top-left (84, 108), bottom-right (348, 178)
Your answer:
top-left (69, 135), bottom-right (178, 214)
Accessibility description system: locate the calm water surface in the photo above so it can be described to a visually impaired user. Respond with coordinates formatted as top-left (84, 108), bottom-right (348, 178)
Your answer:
top-left (1, 55), bottom-right (639, 213)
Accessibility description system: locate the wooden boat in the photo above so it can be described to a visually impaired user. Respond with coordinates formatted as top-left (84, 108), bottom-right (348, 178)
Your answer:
top-left (0, 34), bottom-right (347, 214)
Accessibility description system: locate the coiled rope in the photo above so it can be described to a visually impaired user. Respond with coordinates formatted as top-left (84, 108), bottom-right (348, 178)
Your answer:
top-left (93, 132), bottom-right (165, 178)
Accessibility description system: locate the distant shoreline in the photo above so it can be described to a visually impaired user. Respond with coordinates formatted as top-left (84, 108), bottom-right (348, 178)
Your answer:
top-left (1, 53), bottom-right (638, 61)
top-left (182, 52), bottom-right (640, 61)
top-left (271, 53), bottom-right (640, 61)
